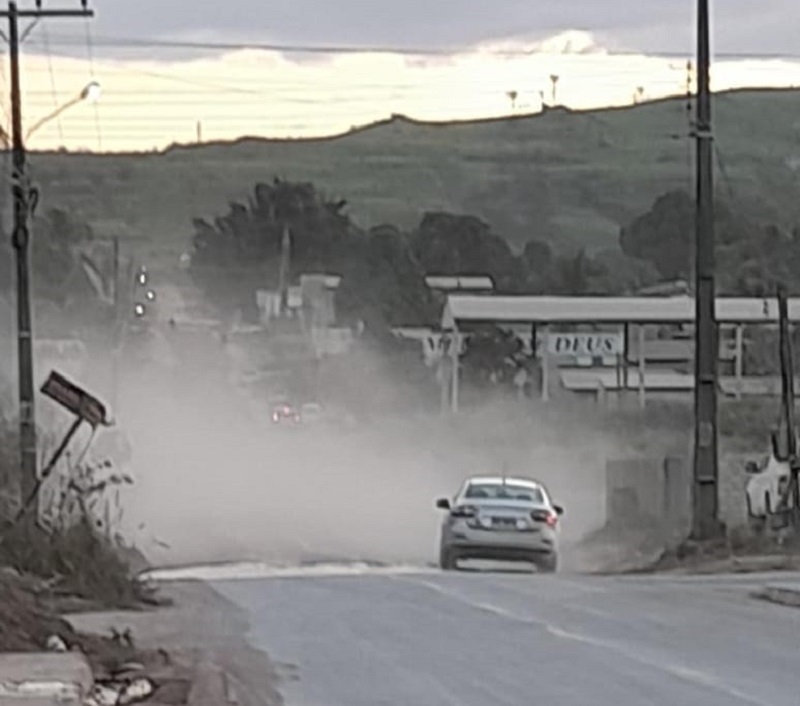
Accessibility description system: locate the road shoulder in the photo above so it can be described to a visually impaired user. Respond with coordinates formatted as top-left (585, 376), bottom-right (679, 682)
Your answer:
top-left (64, 580), bottom-right (282, 706)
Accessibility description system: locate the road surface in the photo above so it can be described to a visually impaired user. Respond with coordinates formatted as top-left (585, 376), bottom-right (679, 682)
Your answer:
top-left (212, 567), bottom-right (800, 706)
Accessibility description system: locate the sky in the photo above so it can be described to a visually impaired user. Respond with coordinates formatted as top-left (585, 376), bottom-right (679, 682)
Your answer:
top-left (1, 1), bottom-right (799, 152)
top-left (89, 0), bottom-right (800, 55)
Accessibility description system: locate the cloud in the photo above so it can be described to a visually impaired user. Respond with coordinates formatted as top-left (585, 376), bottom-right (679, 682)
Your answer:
top-left (89, 1), bottom-right (800, 56)
top-left (12, 27), bottom-right (800, 153)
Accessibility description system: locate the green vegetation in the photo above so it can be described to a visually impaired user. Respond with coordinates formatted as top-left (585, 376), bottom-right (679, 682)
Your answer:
top-left (0, 419), bottom-right (153, 608)
top-left (189, 179), bottom-right (643, 328)
top-left (26, 88), bottom-right (800, 257)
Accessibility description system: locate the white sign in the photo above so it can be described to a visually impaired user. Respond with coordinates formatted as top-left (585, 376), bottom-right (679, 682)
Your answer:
top-left (544, 332), bottom-right (624, 358)
top-left (422, 333), bottom-right (467, 366)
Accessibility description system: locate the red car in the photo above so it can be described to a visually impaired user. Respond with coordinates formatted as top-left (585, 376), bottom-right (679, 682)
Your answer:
top-left (271, 402), bottom-right (301, 425)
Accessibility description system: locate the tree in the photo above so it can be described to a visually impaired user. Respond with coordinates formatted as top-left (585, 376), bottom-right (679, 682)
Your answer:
top-left (719, 223), bottom-right (800, 296)
top-left (619, 190), bottom-right (694, 280)
top-left (411, 212), bottom-right (524, 291)
top-left (620, 189), bottom-right (750, 282)
top-left (461, 326), bottom-right (525, 388)
top-left (519, 239), bottom-right (553, 292)
top-left (585, 248), bottom-right (661, 294)
top-left (0, 207), bottom-right (95, 306)
top-left (336, 224), bottom-right (433, 328)
top-left (190, 178), bottom-right (358, 318)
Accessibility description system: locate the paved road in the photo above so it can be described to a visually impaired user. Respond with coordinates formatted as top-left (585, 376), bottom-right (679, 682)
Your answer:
top-left (214, 568), bottom-right (800, 706)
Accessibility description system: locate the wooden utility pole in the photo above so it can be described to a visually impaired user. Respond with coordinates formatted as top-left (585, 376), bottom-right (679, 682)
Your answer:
top-left (777, 286), bottom-right (800, 526)
top-left (3, 0), bottom-right (93, 525)
top-left (691, 0), bottom-right (721, 539)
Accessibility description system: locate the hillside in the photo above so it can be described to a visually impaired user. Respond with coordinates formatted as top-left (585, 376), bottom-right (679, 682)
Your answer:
top-left (22, 88), bottom-right (800, 260)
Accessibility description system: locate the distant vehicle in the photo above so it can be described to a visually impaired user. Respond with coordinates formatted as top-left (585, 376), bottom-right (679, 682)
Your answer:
top-left (271, 401), bottom-right (301, 425)
top-left (435, 476), bottom-right (564, 573)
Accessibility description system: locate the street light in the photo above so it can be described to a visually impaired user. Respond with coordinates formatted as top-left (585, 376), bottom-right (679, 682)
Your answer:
top-left (0, 81), bottom-right (101, 147)
top-left (80, 80), bottom-right (101, 103)
top-left (24, 80), bottom-right (101, 143)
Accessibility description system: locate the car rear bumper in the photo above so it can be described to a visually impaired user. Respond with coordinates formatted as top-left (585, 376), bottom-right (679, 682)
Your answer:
top-left (446, 544), bottom-right (555, 561)
top-left (443, 528), bottom-right (557, 559)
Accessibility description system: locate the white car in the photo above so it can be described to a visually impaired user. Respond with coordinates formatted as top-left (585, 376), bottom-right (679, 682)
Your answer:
top-left (745, 453), bottom-right (791, 518)
top-left (436, 475), bottom-right (564, 573)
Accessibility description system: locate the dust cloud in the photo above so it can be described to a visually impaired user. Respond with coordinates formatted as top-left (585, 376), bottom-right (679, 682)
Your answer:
top-left (109, 337), bottom-right (625, 571)
top-left (0, 298), bottom-right (644, 572)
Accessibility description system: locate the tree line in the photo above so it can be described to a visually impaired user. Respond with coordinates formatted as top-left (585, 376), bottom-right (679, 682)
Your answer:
top-left (189, 178), bottom-right (800, 331)
top-left (189, 178), bottom-right (657, 329)
top-left (3, 179), bottom-right (798, 335)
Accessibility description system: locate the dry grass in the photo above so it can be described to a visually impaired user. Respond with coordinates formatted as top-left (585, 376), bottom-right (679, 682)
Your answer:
top-left (0, 423), bottom-right (159, 610)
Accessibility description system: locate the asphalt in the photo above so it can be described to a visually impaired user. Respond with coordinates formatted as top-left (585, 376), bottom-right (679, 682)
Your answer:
top-left (211, 567), bottom-right (800, 706)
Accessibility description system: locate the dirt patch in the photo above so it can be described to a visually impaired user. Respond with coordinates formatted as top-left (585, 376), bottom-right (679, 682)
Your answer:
top-left (0, 567), bottom-right (159, 677)
top-left (572, 519), bottom-right (800, 576)
top-left (607, 533), bottom-right (800, 575)
top-left (66, 581), bottom-right (283, 706)
top-left (0, 568), bottom-right (75, 652)
top-left (641, 540), bottom-right (800, 575)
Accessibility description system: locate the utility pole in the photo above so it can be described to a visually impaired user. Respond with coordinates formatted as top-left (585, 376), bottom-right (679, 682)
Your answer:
top-left (776, 286), bottom-right (800, 527)
top-left (278, 225), bottom-right (291, 317)
top-left (691, 0), bottom-right (721, 540)
top-left (3, 0), bottom-right (93, 525)
top-left (110, 235), bottom-right (120, 413)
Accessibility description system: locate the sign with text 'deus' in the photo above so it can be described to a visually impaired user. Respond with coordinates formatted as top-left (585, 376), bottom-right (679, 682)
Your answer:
top-left (544, 332), bottom-right (624, 358)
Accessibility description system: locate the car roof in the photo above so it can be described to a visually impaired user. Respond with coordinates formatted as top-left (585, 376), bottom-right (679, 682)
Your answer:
top-left (464, 476), bottom-right (542, 489)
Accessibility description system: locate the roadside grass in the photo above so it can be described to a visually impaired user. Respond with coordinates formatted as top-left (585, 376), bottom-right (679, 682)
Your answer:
top-left (0, 420), bottom-right (159, 610)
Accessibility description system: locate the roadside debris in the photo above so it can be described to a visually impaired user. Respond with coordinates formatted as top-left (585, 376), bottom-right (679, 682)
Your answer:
top-left (85, 676), bottom-right (155, 706)
top-left (47, 634), bottom-right (69, 652)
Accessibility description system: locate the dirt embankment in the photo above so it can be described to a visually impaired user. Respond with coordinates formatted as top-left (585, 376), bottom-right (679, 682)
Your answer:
top-left (0, 567), bottom-right (146, 673)
top-left (0, 568), bottom-right (283, 705)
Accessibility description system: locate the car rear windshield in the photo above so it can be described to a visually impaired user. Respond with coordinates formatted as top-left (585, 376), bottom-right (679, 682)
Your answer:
top-left (465, 483), bottom-right (544, 503)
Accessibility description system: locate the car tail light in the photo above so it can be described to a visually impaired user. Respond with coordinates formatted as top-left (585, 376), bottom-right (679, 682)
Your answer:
top-left (531, 509), bottom-right (558, 527)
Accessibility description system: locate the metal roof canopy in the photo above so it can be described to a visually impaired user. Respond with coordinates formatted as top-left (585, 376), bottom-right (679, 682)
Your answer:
top-left (426, 275), bottom-right (494, 291)
top-left (442, 295), bottom-right (800, 328)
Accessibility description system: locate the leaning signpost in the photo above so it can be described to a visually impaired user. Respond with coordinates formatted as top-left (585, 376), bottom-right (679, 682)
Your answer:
top-left (15, 370), bottom-right (111, 523)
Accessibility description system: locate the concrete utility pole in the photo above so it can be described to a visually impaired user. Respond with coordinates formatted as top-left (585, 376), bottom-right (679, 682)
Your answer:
top-left (691, 0), bottom-right (721, 540)
top-left (3, 0), bottom-right (93, 524)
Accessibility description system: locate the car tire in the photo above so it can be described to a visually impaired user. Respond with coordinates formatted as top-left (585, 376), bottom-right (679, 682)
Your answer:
top-left (536, 553), bottom-right (558, 574)
top-left (439, 547), bottom-right (458, 571)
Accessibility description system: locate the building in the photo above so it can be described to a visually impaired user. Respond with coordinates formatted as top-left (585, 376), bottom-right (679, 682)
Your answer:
top-left (439, 294), bottom-right (800, 412)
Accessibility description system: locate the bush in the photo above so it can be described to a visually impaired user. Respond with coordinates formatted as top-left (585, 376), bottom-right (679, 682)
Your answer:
top-left (0, 422), bottom-right (156, 608)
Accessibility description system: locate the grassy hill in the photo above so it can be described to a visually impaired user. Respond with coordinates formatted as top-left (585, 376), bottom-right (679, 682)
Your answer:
top-left (22, 88), bottom-right (800, 263)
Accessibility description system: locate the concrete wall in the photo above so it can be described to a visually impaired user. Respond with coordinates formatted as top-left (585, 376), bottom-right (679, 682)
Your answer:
top-left (719, 453), bottom-right (752, 533)
top-left (605, 453), bottom-right (750, 542)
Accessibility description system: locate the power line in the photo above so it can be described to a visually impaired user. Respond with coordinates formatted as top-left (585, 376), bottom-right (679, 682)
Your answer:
top-left (81, 11), bottom-right (101, 150)
top-left (32, 33), bottom-right (800, 61)
top-left (39, 20), bottom-right (65, 144)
